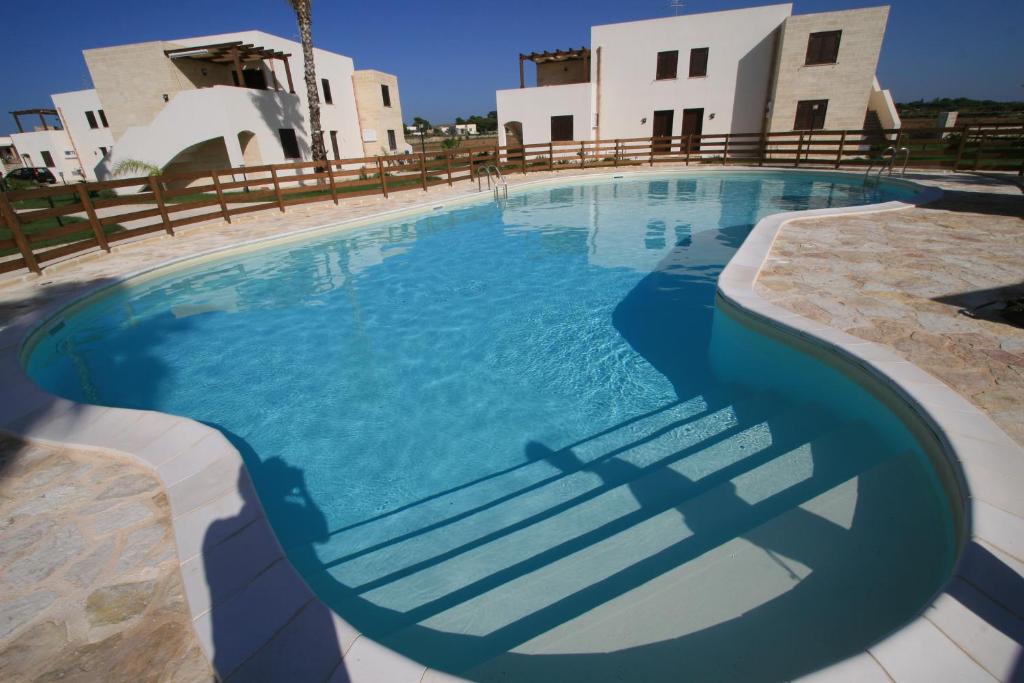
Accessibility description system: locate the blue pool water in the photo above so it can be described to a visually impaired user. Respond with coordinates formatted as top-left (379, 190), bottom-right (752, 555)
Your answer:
top-left (28, 172), bottom-right (954, 681)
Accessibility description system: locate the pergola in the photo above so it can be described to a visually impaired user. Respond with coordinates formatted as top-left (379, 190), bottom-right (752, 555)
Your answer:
top-left (10, 108), bottom-right (61, 133)
top-left (164, 41), bottom-right (295, 94)
top-left (518, 47), bottom-right (590, 88)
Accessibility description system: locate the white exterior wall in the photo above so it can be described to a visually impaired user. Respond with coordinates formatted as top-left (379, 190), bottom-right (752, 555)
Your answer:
top-left (868, 77), bottom-right (900, 129)
top-left (169, 31), bottom-right (365, 160)
top-left (52, 89), bottom-right (114, 181)
top-left (88, 30), bottom-right (374, 182)
top-left (9, 129), bottom-right (82, 183)
top-left (592, 4), bottom-right (791, 140)
top-left (497, 82), bottom-right (592, 146)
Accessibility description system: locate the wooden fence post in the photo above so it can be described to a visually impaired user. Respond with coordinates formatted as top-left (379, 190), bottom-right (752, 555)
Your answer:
top-left (685, 135), bottom-right (692, 166)
top-left (758, 131), bottom-right (767, 166)
top-left (75, 185), bottom-right (109, 252)
top-left (580, 141), bottom-right (586, 168)
top-left (972, 130), bottom-right (987, 171)
top-left (722, 134), bottom-right (730, 165)
top-left (521, 146), bottom-right (527, 174)
top-left (835, 130), bottom-right (846, 169)
top-left (445, 152), bottom-right (453, 186)
top-left (613, 139), bottom-right (620, 167)
top-left (649, 137), bottom-right (655, 166)
top-left (795, 133), bottom-right (804, 168)
top-left (148, 176), bottom-right (174, 234)
top-left (270, 168), bottom-right (285, 212)
top-left (494, 143), bottom-right (500, 170)
top-left (377, 157), bottom-right (389, 198)
top-left (210, 171), bottom-right (231, 222)
top-left (953, 126), bottom-right (968, 171)
top-left (0, 191), bottom-right (41, 274)
top-left (418, 153), bottom-right (427, 191)
top-left (326, 161), bottom-right (338, 204)
top-left (548, 142), bottom-right (554, 172)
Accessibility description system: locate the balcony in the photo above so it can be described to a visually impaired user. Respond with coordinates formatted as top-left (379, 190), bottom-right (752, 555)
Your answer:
top-left (518, 48), bottom-right (591, 88)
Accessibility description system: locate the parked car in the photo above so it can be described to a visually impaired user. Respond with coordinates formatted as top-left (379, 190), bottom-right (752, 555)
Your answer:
top-left (1, 166), bottom-right (57, 190)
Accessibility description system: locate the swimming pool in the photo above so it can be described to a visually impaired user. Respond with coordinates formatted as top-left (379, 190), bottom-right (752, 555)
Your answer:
top-left (27, 171), bottom-right (956, 681)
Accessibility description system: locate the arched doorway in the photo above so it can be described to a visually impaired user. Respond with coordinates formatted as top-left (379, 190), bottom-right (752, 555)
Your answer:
top-left (237, 131), bottom-right (262, 166)
top-left (504, 121), bottom-right (524, 161)
top-left (161, 137), bottom-right (232, 190)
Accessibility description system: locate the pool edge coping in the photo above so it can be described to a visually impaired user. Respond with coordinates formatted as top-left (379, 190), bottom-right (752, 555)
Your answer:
top-left (0, 167), bottom-right (1019, 682)
top-left (716, 185), bottom-right (1024, 682)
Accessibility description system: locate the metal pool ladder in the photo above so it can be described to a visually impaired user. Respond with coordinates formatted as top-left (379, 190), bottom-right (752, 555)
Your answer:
top-left (864, 146), bottom-right (910, 185)
top-left (477, 164), bottom-right (509, 201)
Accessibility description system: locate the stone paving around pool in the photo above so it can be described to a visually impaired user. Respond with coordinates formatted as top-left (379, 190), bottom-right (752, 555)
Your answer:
top-left (0, 167), bottom-right (1021, 681)
top-left (0, 436), bottom-right (211, 682)
top-left (756, 177), bottom-right (1024, 446)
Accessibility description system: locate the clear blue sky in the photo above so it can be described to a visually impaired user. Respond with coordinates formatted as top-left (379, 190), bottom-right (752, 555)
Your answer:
top-left (3, 0), bottom-right (1022, 135)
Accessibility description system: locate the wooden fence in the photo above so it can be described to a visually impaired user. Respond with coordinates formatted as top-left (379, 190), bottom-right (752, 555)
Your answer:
top-left (1, 124), bottom-right (1021, 275)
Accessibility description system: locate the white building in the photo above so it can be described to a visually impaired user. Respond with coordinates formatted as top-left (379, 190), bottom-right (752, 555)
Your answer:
top-left (79, 30), bottom-right (410, 182)
top-left (5, 108), bottom-right (110, 183)
top-left (2, 30), bottom-right (410, 186)
top-left (497, 4), bottom-right (899, 147)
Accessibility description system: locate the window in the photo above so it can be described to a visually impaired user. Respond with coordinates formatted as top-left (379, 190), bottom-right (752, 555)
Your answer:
top-left (98, 110), bottom-right (108, 127)
top-left (805, 30), bottom-right (841, 65)
top-left (794, 99), bottom-right (828, 130)
top-left (278, 128), bottom-right (301, 159)
top-left (387, 129), bottom-right (397, 151)
top-left (381, 84), bottom-right (392, 107)
top-left (99, 146), bottom-right (109, 157)
top-left (656, 50), bottom-right (678, 80)
top-left (40, 150), bottom-right (55, 167)
top-left (550, 115), bottom-right (574, 141)
top-left (85, 111), bottom-right (98, 129)
top-left (688, 48), bottom-right (709, 77)
top-left (322, 78), bottom-right (333, 105)
top-left (329, 131), bottom-right (339, 159)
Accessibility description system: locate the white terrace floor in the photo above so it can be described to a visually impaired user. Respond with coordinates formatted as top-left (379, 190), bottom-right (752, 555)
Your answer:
top-left (0, 166), bottom-right (1021, 682)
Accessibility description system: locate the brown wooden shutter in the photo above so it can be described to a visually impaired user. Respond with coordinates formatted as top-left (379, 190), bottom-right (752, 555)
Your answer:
top-left (656, 51), bottom-right (679, 80)
top-left (689, 48), bottom-right (709, 77)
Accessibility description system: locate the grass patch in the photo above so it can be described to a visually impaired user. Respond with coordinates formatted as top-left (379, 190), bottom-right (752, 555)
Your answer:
top-left (1, 215), bottom-right (124, 257)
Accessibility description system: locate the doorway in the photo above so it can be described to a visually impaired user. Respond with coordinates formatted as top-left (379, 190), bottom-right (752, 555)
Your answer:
top-left (652, 110), bottom-right (674, 152)
top-left (682, 108), bottom-right (704, 151)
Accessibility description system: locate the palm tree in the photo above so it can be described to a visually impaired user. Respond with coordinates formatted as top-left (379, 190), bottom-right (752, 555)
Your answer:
top-left (287, 0), bottom-right (327, 162)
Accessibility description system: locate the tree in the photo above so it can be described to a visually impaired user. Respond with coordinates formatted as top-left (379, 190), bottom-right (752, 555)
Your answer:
top-left (286, 0), bottom-right (327, 162)
top-left (455, 117), bottom-right (466, 125)
top-left (413, 116), bottom-right (432, 130)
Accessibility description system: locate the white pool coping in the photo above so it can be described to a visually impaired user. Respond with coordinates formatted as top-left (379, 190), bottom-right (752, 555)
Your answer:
top-left (2, 167), bottom-right (1021, 682)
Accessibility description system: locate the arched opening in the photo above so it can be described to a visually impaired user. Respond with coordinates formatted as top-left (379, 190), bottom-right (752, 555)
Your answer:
top-left (160, 137), bottom-right (232, 190)
top-left (237, 130), bottom-right (262, 166)
top-left (504, 121), bottom-right (524, 161)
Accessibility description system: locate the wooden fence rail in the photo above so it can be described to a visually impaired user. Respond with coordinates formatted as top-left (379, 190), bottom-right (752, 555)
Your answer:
top-left (1, 124), bottom-right (1021, 275)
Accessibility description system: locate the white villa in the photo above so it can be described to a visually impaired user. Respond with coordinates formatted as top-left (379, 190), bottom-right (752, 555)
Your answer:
top-left (3, 30), bottom-right (409, 184)
top-left (4, 105), bottom-right (112, 183)
top-left (496, 3), bottom-right (900, 147)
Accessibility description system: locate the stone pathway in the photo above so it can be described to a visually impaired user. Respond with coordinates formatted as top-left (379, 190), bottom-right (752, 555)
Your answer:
top-left (0, 436), bottom-right (211, 682)
top-left (757, 183), bottom-right (1024, 445)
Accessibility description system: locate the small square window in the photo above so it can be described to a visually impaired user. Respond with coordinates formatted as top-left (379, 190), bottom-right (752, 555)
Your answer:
top-left (550, 115), bottom-right (573, 141)
top-left (656, 50), bottom-right (678, 80)
top-left (805, 30), bottom-right (842, 65)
